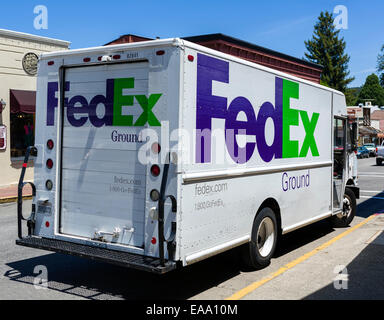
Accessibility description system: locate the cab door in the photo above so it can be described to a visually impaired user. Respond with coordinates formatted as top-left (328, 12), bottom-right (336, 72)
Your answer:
top-left (333, 116), bottom-right (347, 210)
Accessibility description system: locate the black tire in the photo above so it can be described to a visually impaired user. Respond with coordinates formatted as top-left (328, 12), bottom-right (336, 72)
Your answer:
top-left (377, 158), bottom-right (382, 166)
top-left (241, 207), bottom-right (278, 270)
top-left (331, 188), bottom-right (356, 228)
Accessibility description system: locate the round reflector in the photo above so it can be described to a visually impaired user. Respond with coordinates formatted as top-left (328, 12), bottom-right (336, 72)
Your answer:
top-left (47, 139), bottom-right (54, 150)
top-left (151, 143), bottom-right (161, 154)
top-left (150, 189), bottom-right (160, 201)
top-left (46, 159), bottom-right (54, 169)
top-left (150, 165), bottom-right (161, 177)
top-left (46, 180), bottom-right (53, 190)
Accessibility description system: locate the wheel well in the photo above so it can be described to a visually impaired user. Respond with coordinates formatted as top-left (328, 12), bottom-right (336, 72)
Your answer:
top-left (346, 179), bottom-right (355, 186)
top-left (258, 198), bottom-right (282, 234)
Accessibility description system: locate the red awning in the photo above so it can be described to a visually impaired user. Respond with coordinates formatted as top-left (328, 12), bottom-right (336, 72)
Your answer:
top-left (10, 89), bottom-right (36, 114)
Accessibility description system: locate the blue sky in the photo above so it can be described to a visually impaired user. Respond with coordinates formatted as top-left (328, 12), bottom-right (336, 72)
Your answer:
top-left (1, 0), bottom-right (383, 87)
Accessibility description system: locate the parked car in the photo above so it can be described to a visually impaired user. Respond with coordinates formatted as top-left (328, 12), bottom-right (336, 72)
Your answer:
top-left (357, 146), bottom-right (370, 159)
top-left (363, 143), bottom-right (377, 157)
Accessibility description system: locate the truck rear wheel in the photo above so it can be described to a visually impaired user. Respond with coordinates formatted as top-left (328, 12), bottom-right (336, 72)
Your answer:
top-left (331, 188), bottom-right (356, 228)
top-left (242, 207), bottom-right (278, 270)
top-left (376, 158), bottom-right (382, 166)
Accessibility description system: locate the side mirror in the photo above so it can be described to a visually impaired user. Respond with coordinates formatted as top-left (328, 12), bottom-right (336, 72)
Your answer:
top-left (350, 123), bottom-right (358, 152)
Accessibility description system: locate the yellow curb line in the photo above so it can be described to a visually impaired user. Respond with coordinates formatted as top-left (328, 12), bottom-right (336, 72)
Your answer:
top-left (226, 214), bottom-right (377, 300)
top-left (0, 196), bottom-right (33, 204)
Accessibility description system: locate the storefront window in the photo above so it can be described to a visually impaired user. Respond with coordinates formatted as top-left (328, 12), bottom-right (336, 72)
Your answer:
top-left (10, 113), bottom-right (35, 159)
top-left (9, 89), bottom-right (36, 160)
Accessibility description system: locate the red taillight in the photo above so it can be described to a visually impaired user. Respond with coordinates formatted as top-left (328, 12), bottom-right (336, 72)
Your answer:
top-left (151, 165), bottom-right (161, 177)
top-left (151, 237), bottom-right (157, 245)
top-left (48, 61), bottom-right (54, 66)
top-left (47, 139), bottom-right (54, 150)
top-left (376, 148), bottom-right (378, 153)
top-left (151, 143), bottom-right (161, 154)
top-left (188, 55), bottom-right (194, 62)
top-left (156, 50), bottom-right (165, 56)
top-left (113, 54), bottom-right (121, 60)
top-left (83, 57), bottom-right (91, 62)
top-left (46, 159), bottom-right (54, 169)
top-left (45, 221), bottom-right (50, 228)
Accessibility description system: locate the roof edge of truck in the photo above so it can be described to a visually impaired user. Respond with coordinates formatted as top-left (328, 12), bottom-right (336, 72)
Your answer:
top-left (39, 38), bottom-right (184, 59)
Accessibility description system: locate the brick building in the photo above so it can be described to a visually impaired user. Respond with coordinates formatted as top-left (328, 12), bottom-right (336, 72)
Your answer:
top-left (106, 33), bottom-right (323, 84)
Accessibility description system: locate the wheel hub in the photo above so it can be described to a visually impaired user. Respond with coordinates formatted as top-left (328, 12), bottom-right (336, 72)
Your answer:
top-left (337, 196), bottom-right (352, 219)
top-left (256, 217), bottom-right (275, 258)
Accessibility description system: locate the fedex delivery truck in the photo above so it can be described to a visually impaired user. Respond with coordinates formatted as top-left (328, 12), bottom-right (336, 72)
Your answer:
top-left (17, 38), bottom-right (359, 273)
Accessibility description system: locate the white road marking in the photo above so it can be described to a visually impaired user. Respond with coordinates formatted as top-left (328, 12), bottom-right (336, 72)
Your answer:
top-left (359, 175), bottom-right (384, 178)
top-left (359, 172), bottom-right (384, 175)
top-left (360, 196), bottom-right (384, 200)
top-left (361, 190), bottom-right (384, 193)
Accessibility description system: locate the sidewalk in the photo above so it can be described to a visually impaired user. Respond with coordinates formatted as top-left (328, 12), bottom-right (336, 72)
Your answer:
top-left (240, 214), bottom-right (384, 300)
top-left (0, 184), bottom-right (33, 204)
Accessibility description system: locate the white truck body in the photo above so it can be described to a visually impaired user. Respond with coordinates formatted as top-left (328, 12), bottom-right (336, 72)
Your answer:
top-left (17, 39), bottom-right (358, 273)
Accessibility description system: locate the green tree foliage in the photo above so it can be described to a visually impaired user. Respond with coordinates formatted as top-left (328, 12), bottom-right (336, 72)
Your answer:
top-left (377, 45), bottom-right (384, 87)
top-left (357, 74), bottom-right (384, 106)
top-left (305, 11), bottom-right (354, 92)
top-left (345, 87), bottom-right (359, 106)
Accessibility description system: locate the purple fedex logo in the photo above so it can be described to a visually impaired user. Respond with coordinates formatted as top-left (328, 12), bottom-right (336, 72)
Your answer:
top-left (46, 78), bottom-right (162, 127)
top-left (196, 54), bottom-right (320, 164)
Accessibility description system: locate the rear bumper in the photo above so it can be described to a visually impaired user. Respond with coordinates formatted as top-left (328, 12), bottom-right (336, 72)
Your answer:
top-left (16, 237), bottom-right (177, 274)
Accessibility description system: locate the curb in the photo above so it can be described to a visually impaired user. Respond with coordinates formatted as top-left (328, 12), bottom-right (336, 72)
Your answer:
top-left (226, 214), bottom-right (377, 300)
top-left (0, 196), bottom-right (33, 204)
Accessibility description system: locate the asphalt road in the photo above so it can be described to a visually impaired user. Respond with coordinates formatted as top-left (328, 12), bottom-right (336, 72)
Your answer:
top-left (1, 157), bottom-right (384, 300)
